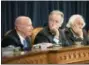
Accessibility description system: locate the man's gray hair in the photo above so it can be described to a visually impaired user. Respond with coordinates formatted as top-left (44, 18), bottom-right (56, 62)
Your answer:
top-left (49, 10), bottom-right (64, 27)
top-left (66, 14), bottom-right (86, 28)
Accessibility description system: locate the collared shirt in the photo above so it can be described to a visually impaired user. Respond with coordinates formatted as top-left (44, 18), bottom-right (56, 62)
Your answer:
top-left (53, 37), bottom-right (59, 44)
top-left (17, 31), bottom-right (25, 45)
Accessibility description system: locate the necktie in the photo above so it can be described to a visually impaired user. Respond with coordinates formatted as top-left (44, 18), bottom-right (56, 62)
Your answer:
top-left (23, 39), bottom-right (28, 49)
top-left (23, 37), bottom-right (32, 51)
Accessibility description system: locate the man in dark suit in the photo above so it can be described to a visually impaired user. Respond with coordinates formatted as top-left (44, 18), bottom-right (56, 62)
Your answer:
top-left (34, 10), bottom-right (69, 47)
top-left (2, 16), bottom-right (33, 51)
top-left (64, 14), bottom-right (89, 46)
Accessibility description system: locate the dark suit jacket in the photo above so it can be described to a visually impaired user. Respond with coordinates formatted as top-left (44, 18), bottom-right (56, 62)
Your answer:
top-left (1, 29), bottom-right (32, 51)
top-left (64, 28), bottom-right (89, 46)
top-left (34, 27), bottom-right (69, 47)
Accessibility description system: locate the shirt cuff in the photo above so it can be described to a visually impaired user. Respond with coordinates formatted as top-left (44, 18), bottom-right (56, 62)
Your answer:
top-left (53, 37), bottom-right (59, 44)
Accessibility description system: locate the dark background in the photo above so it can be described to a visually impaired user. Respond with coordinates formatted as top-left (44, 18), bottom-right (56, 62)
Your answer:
top-left (1, 1), bottom-right (89, 38)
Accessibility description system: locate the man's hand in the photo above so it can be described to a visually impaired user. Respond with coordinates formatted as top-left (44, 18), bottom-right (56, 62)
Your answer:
top-left (72, 24), bottom-right (83, 39)
top-left (51, 27), bottom-right (59, 38)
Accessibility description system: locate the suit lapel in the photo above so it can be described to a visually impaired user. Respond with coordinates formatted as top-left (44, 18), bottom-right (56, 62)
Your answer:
top-left (12, 30), bottom-right (23, 47)
top-left (45, 27), bottom-right (54, 43)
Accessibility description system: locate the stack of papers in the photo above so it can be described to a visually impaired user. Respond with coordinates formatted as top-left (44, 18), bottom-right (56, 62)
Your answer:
top-left (33, 43), bottom-right (54, 50)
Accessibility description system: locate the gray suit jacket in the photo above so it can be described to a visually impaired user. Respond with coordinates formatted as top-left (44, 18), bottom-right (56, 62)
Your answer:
top-left (34, 27), bottom-right (69, 47)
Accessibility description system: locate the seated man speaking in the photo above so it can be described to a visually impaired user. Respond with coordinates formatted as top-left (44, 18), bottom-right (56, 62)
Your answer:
top-left (34, 10), bottom-right (69, 47)
top-left (2, 16), bottom-right (33, 51)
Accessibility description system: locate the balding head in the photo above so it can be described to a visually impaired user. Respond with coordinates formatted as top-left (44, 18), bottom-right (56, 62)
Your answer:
top-left (15, 16), bottom-right (33, 37)
top-left (15, 16), bottom-right (32, 26)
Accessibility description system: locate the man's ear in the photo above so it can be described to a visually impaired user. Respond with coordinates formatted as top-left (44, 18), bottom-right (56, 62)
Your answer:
top-left (16, 26), bottom-right (22, 32)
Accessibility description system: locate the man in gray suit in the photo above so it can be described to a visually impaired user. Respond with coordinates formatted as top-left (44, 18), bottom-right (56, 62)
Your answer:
top-left (34, 10), bottom-right (69, 47)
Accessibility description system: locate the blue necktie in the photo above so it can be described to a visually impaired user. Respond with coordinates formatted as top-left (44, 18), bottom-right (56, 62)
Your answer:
top-left (23, 37), bottom-right (32, 51)
top-left (23, 39), bottom-right (28, 49)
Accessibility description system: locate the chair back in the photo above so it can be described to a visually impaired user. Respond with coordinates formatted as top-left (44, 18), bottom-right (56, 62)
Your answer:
top-left (31, 27), bottom-right (43, 45)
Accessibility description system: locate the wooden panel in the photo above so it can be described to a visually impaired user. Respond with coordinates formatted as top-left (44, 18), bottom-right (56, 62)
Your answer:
top-left (2, 46), bottom-right (89, 64)
top-left (48, 46), bottom-right (89, 64)
top-left (6, 54), bottom-right (48, 64)
top-left (57, 50), bottom-right (89, 63)
top-left (2, 50), bottom-right (48, 64)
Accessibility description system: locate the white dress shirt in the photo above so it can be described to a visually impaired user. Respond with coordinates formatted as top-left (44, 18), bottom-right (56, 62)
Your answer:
top-left (17, 32), bottom-right (25, 46)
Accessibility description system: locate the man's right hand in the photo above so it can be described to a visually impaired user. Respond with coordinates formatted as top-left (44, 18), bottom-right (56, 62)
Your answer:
top-left (72, 24), bottom-right (83, 39)
top-left (51, 27), bottom-right (59, 38)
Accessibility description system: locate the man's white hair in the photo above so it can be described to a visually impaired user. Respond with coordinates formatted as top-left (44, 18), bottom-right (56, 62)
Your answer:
top-left (66, 14), bottom-right (86, 28)
top-left (49, 10), bottom-right (64, 27)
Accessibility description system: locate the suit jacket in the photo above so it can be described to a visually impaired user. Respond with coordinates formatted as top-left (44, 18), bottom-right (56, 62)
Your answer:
top-left (64, 28), bottom-right (89, 46)
top-left (34, 27), bottom-right (69, 47)
top-left (1, 29), bottom-right (32, 51)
